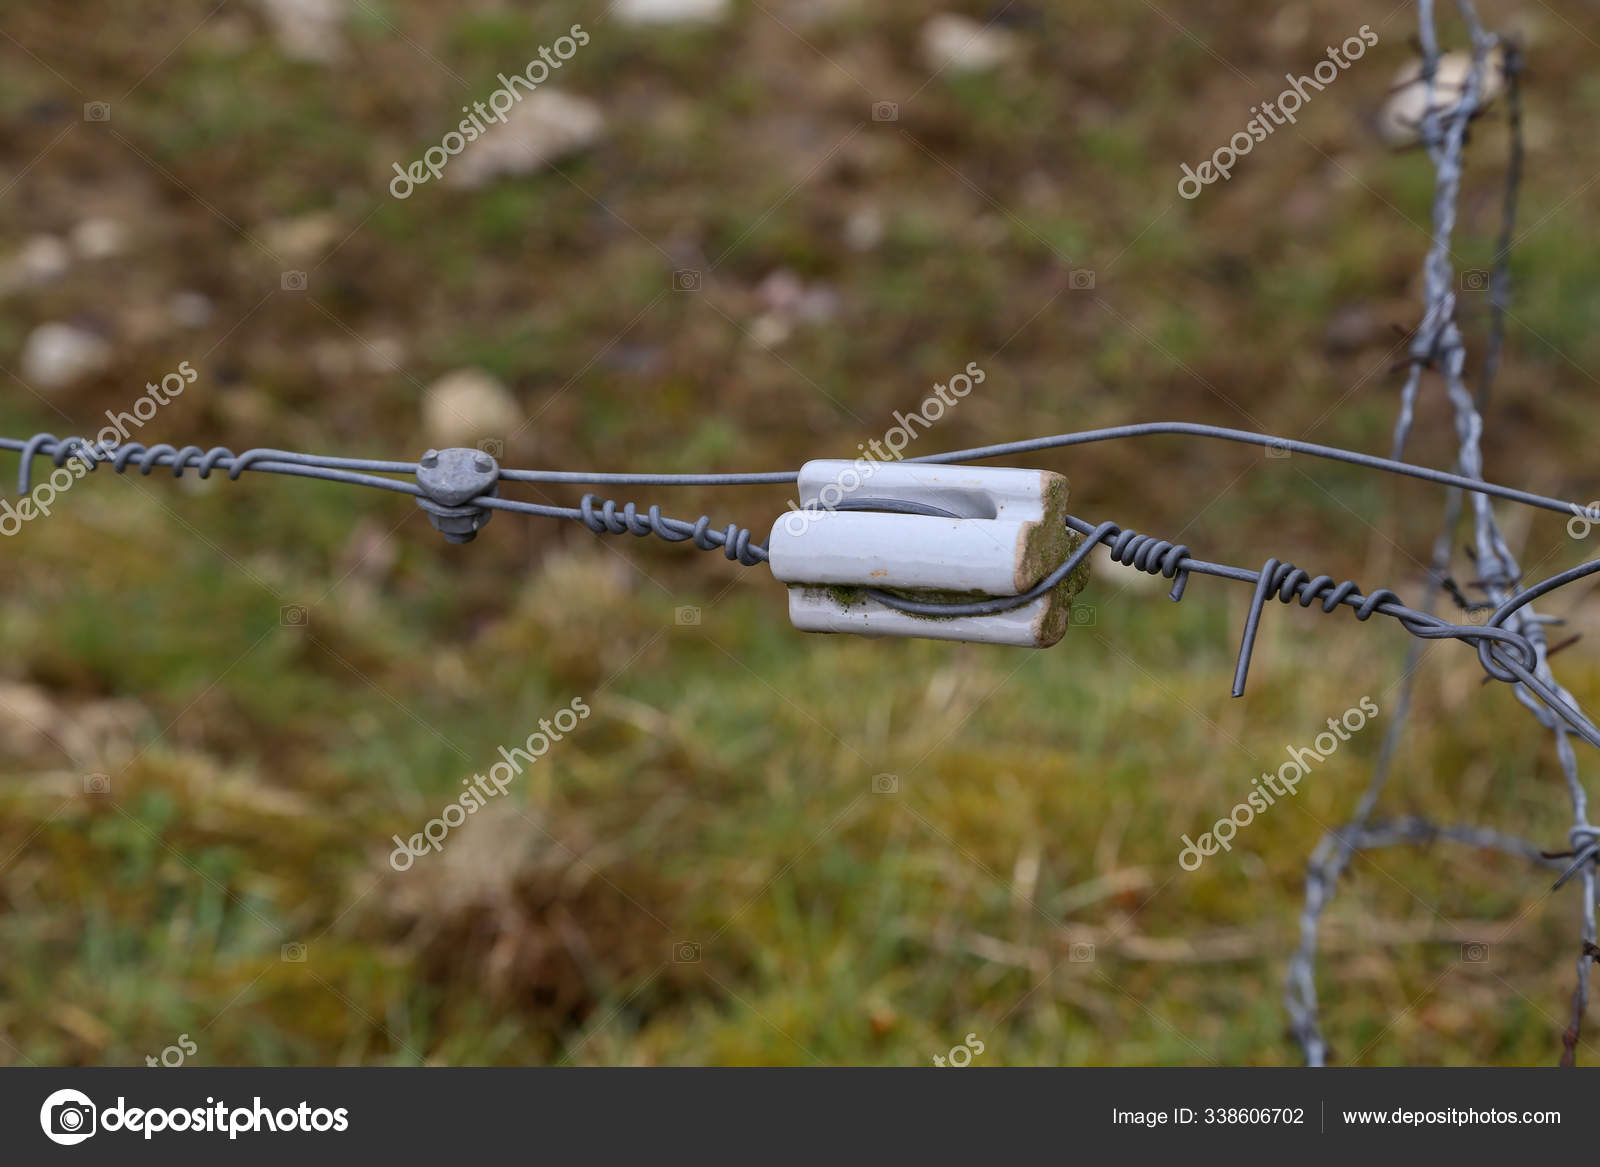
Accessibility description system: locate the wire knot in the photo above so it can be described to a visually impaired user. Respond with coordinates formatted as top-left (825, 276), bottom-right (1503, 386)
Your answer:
top-left (1551, 825), bottom-right (1600, 890)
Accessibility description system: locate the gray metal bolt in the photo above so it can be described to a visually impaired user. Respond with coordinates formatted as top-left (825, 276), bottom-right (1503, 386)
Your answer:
top-left (415, 499), bottom-right (489, 543)
top-left (415, 447), bottom-right (499, 544)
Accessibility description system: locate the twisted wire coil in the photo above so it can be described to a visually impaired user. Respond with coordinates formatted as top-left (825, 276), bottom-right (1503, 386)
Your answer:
top-left (578, 494), bottom-right (766, 566)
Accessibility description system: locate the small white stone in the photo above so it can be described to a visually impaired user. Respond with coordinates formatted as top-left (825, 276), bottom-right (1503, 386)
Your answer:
top-left (755, 270), bottom-right (839, 330)
top-left (311, 339), bottom-right (358, 379)
top-left (611, 0), bottom-right (728, 25)
top-left (920, 13), bottom-right (1019, 74)
top-left (748, 313), bottom-right (791, 349)
top-left (1378, 50), bottom-right (1505, 149)
top-left (18, 234), bottom-right (72, 283)
top-left (20, 322), bottom-right (114, 390)
top-left (362, 335), bottom-right (406, 374)
top-left (0, 682), bottom-right (61, 756)
top-left (422, 369), bottom-right (522, 447)
top-left (170, 290), bottom-right (216, 329)
top-left (796, 285), bottom-right (839, 324)
top-left (70, 217), bottom-right (128, 260)
top-left (844, 206), bottom-right (884, 252)
top-left (257, 0), bottom-right (344, 64)
top-left (446, 90), bottom-right (606, 190)
top-left (757, 269), bottom-right (806, 314)
top-left (261, 210), bottom-right (343, 262)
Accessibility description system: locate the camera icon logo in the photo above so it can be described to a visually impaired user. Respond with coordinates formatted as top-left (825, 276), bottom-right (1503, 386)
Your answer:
top-left (280, 604), bottom-right (309, 627)
top-left (871, 101), bottom-right (900, 122)
top-left (1069, 942), bottom-right (1095, 963)
top-left (673, 940), bottom-right (701, 963)
top-left (1265, 440), bottom-right (1291, 459)
top-left (477, 438), bottom-right (504, 459)
top-left (1566, 502), bottom-right (1600, 541)
top-left (281, 270), bottom-right (308, 292)
top-left (1460, 941), bottom-right (1489, 963)
top-left (40, 1088), bottom-right (97, 1145)
top-left (83, 102), bottom-right (111, 122)
top-left (281, 941), bottom-right (308, 963)
top-left (1460, 269), bottom-right (1490, 292)
top-left (1069, 269), bottom-right (1096, 290)
top-left (672, 269), bottom-right (702, 292)
top-left (675, 606), bottom-right (701, 626)
top-left (871, 772), bottom-right (899, 795)
top-left (84, 772), bottom-right (111, 795)
top-left (1070, 604), bottom-right (1096, 627)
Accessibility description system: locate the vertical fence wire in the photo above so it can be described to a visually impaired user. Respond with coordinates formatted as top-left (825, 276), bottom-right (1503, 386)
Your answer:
top-left (1286, 0), bottom-right (1595, 1066)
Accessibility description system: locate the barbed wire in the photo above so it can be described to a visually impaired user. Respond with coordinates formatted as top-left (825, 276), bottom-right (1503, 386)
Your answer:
top-left (9, 415), bottom-right (1600, 745)
top-left (1286, 0), bottom-right (1596, 1067)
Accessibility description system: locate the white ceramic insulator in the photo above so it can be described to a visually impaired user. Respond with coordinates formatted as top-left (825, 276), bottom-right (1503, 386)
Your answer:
top-left (767, 510), bottom-right (1036, 594)
top-left (767, 461), bottom-right (1080, 648)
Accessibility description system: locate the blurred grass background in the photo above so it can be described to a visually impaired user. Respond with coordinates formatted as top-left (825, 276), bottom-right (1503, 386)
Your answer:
top-left (2, 0), bottom-right (1599, 1066)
